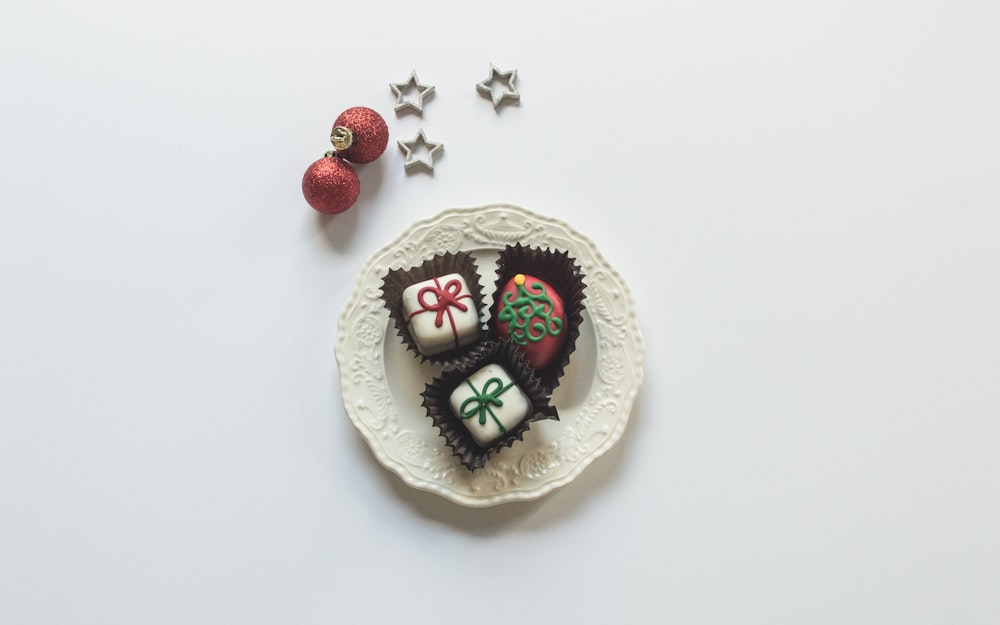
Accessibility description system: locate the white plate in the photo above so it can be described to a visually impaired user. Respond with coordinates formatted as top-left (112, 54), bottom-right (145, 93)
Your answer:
top-left (335, 204), bottom-right (644, 507)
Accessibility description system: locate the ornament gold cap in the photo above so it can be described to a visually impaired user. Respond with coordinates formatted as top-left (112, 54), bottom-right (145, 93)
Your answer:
top-left (330, 126), bottom-right (354, 152)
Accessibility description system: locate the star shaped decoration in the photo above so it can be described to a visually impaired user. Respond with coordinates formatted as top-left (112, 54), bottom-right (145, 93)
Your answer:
top-left (397, 129), bottom-right (444, 174)
top-left (389, 70), bottom-right (435, 115)
top-left (476, 64), bottom-right (520, 110)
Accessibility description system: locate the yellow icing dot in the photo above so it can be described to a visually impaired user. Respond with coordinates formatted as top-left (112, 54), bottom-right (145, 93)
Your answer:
top-left (514, 273), bottom-right (525, 286)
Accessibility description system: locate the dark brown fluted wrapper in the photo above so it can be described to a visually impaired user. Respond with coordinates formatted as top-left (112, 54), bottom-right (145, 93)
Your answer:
top-left (380, 251), bottom-right (487, 370)
top-left (421, 341), bottom-right (559, 471)
top-left (489, 244), bottom-right (586, 393)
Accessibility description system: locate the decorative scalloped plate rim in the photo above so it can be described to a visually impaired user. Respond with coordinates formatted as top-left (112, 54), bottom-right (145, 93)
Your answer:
top-left (336, 204), bottom-right (644, 507)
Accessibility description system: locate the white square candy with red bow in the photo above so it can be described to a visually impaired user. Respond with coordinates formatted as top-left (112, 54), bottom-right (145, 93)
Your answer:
top-left (402, 272), bottom-right (481, 356)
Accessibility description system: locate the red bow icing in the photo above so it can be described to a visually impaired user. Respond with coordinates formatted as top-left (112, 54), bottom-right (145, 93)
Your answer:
top-left (408, 277), bottom-right (472, 348)
top-left (416, 279), bottom-right (469, 326)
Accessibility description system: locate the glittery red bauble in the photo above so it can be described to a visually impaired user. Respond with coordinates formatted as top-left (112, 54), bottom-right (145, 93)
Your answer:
top-left (333, 106), bottom-right (388, 164)
top-left (301, 157), bottom-right (360, 214)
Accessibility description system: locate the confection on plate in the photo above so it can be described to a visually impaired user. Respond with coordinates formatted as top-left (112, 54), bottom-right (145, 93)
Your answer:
top-left (422, 341), bottom-right (558, 471)
top-left (494, 272), bottom-right (567, 369)
top-left (490, 244), bottom-right (586, 392)
top-left (381, 251), bottom-right (486, 368)
top-left (448, 363), bottom-right (530, 447)
top-left (401, 272), bottom-right (480, 356)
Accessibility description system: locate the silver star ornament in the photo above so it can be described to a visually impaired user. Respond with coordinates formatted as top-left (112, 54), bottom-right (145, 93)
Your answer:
top-left (397, 129), bottom-right (444, 174)
top-left (476, 64), bottom-right (520, 110)
top-left (389, 70), bottom-right (435, 115)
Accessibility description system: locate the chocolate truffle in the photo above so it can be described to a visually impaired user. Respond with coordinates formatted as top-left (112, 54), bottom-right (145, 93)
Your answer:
top-left (490, 244), bottom-right (587, 393)
top-left (494, 273), bottom-right (567, 369)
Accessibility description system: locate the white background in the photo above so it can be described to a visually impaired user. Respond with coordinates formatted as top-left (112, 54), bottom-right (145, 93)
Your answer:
top-left (1, 1), bottom-right (998, 623)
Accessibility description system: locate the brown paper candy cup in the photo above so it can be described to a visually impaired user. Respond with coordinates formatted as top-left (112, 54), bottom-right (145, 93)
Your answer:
top-left (380, 251), bottom-right (487, 370)
top-left (421, 341), bottom-right (559, 471)
top-left (489, 243), bottom-right (586, 392)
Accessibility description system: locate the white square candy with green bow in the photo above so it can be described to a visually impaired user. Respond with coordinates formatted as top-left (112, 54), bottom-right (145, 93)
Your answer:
top-left (448, 363), bottom-right (530, 447)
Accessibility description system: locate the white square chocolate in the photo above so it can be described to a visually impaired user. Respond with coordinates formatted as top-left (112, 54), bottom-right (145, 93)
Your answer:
top-left (402, 273), bottom-right (480, 356)
top-left (449, 363), bottom-right (531, 447)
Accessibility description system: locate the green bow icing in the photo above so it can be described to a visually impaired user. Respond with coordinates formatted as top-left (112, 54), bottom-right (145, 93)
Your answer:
top-left (497, 279), bottom-right (563, 346)
top-left (459, 377), bottom-right (515, 433)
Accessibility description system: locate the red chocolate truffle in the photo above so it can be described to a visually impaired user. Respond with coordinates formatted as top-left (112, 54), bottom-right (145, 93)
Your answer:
top-left (494, 273), bottom-right (566, 369)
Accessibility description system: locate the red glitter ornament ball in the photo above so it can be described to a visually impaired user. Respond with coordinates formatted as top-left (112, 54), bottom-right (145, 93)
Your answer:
top-left (301, 157), bottom-right (360, 214)
top-left (333, 106), bottom-right (388, 164)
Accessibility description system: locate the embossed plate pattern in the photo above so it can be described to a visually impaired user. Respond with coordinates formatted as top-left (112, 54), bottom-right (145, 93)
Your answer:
top-left (335, 204), bottom-right (644, 506)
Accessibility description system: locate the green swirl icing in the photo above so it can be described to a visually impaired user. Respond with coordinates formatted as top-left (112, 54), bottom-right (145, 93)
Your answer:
top-left (497, 276), bottom-right (563, 346)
